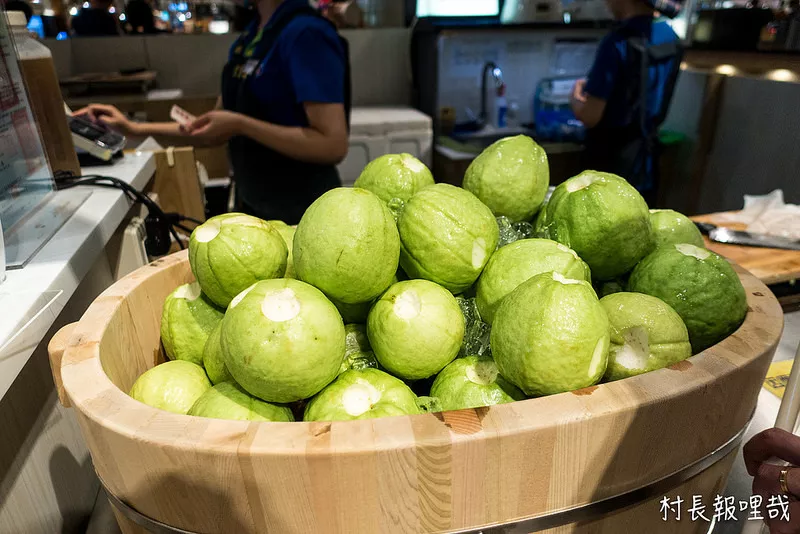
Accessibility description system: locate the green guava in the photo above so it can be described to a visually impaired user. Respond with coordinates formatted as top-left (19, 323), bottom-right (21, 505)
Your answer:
top-left (189, 213), bottom-right (288, 308)
top-left (595, 279), bottom-right (627, 299)
top-left (476, 239), bottom-right (591, 324)
top-left (222, 278), bottom-right (345, 403)
top-left (354, 153), bottom-right (435, 204)
top-left (600, 292), bottom-right (692, 381)
top-left (535, 171), bottom-right (653, 280)
top-left (430, 356), bottom-right (525, 411)
top-left (628, 243), bottom-right (748, 353)
top-left (188, 382), bottom-right (294, 422)
top-left (330, 297), bottom-right (373, 324)
top-left (328, 272), bottom-right (403, 323)
top-left (304, 369), bottom-right (421, 421)
top-left (416, 396), bottom-right (444, 413)
top-left (367, 280), bottom-right (465, 380)
top-left (202, 321), bottom-right (232, 384)
top-left (463, 135), bottom-right (550, 222)
top-left (268, 220), bottom-right (297, 278)
top-left (398, 184), bottom-right (499, 293)
top-left (491, 272), bottom-right (610, 396)
top-left (294, 188), bottom-right (400, 304)
top-left (160, 281), bottom-right (224, 366)
top-left (650, 209), bottom-right (706, 249)
top-left (129, 360), bottom-right (211, 414)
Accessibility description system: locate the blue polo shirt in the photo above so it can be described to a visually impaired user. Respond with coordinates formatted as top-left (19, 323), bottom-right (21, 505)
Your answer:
top-left (585, 17), bottom-right (679, 128)
top-left (230, 0), bottom-right (345, 128)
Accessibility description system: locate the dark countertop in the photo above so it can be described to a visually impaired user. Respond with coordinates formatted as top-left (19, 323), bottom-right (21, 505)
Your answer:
top-left (436, 126), bottom-right (584, 160)
top-left (683, 49), bottom-right (800, 76)
top-left (434, 127), bottom-right (584, 187)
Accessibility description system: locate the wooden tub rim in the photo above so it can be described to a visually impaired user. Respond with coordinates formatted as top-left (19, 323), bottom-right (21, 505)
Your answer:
top-left (60, 249), bottom-right (785, 456)
top-left (99, 413), bottom-right (752, 534)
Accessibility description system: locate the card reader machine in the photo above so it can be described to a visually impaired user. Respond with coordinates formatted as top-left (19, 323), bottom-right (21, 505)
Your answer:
top-left (68, 114), bottom-right (127, 165)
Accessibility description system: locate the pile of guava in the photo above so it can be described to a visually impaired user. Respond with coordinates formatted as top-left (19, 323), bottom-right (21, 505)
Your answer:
top-left (129, 136), bottom-right (748, 423)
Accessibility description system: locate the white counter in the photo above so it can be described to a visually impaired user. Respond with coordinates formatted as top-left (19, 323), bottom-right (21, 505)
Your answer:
top-left (0, 152), bottom-right (156, 400)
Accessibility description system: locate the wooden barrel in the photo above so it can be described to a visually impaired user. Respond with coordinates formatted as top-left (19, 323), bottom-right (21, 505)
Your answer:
top-left (49, 251), bottom-right (784, 534)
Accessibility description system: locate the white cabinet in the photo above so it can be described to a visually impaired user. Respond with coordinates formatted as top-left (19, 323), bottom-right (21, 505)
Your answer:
top-left (338, 107), bottom-right (433, 186)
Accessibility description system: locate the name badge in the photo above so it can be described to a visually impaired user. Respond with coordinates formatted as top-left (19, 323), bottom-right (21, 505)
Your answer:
top-left (242, 60), bottom-right (260, 76)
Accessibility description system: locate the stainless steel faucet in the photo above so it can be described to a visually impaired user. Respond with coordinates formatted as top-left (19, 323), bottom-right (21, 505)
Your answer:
top-left (480, 62), bottom-right (504, 125)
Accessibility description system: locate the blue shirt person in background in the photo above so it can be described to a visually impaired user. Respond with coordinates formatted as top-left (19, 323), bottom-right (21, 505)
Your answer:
top-left (77, 0), bottom-right (350, 224)
top-left (571, 0), bottom-right (682, 204)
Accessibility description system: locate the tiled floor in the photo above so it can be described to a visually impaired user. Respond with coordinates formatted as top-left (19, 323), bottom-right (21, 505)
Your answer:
top-left (83, 312), bottom-right (800, 534)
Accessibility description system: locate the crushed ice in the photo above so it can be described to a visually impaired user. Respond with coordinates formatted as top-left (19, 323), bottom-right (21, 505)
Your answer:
top-left (457, 296), bottom-right (492, 358)
top-left (496, 216), bottom-right (535, 248)
top-left (388, 198), bottom-right (405, 223)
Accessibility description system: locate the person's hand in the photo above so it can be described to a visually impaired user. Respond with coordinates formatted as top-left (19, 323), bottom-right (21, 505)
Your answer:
top-left (571, 79), bottom-right (588, 104)
top-left (184, 110), bottom-right (243, 146)
top-left (743, 428), bottom-right (800, 533)
top-left (72, 104), bottom-right (139, 136)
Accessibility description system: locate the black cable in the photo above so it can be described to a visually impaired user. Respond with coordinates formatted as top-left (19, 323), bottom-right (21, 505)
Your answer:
top-left (162, 212), bottom-right (201, 228)
top-left (75, 177), bottom-right (152, 211)
top-left (60, 178), bottom-right (143, 208)
top-left (174, 222), bottom-right (195, 235)
top-left (66, 176), bottom-right (163, 221)
top-left (56, 173), bottom-right (197, 253)
top-left (69, 180), bottom-right (140, 205)
top-left (179, 215), bottom-right (204, 225)
top-left (20, 172), bottom-right (199, 254)
top-left (169, 226), bottom-right (183, 249)
top-left (67, 175), bottom-right (164, 216)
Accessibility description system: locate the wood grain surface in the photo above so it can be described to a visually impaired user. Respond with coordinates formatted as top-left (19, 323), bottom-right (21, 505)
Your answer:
top-left (53, 251), bottom-right (784, 533)
top-left (693, 213), bottom-right (800, 285)
top-left (47, 324), bottom-right (75, 408)
top-left (148, 147), bottom-right (206, 226)
top-left (543, 447), bottom-right (739, 534)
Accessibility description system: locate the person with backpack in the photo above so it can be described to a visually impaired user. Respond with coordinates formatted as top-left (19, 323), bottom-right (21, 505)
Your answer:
top-left (77, 0), bottom-right (351, 224)
top-left (570, 0), bottom-right (683, 204)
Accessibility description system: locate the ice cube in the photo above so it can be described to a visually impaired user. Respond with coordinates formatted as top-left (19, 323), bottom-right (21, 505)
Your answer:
top-left (457, 296), bottom-right (477, 325)
top-left (457, 296), bottom-right (492, 358)
top-left (496, 216), bottom-right (518, 248)
top-left (388, 198), bottom-right (405, 223)
top-left (465, 321), bottom-right (491, 358)
top-left (512, 221), bottom-right (534, 240)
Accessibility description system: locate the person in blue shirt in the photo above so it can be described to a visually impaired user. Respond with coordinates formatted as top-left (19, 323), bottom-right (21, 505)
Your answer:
top-left (571, 0), bottom-right (683, 203)
top-left (78, 0), bottom-right (350, 224)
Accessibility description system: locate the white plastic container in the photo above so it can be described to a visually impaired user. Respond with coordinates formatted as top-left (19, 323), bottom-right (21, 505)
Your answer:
top-left (338, 107), bottom-right (433, 186)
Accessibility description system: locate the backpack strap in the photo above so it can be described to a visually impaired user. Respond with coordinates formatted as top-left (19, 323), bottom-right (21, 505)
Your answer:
top-left (650, 40), bottom-right (683, 126)
top-left (621, 27), bottom-right (682, 142)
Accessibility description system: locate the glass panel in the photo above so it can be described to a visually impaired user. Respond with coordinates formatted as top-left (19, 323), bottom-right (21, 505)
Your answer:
top-left (0, 8), bottom-right (54, 235)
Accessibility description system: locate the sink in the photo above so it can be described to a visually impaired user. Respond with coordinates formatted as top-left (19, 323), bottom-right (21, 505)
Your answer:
top-left (442, 127), bottom-right (538, 155)
top-left (435, 127), bottom-right (585, 187)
